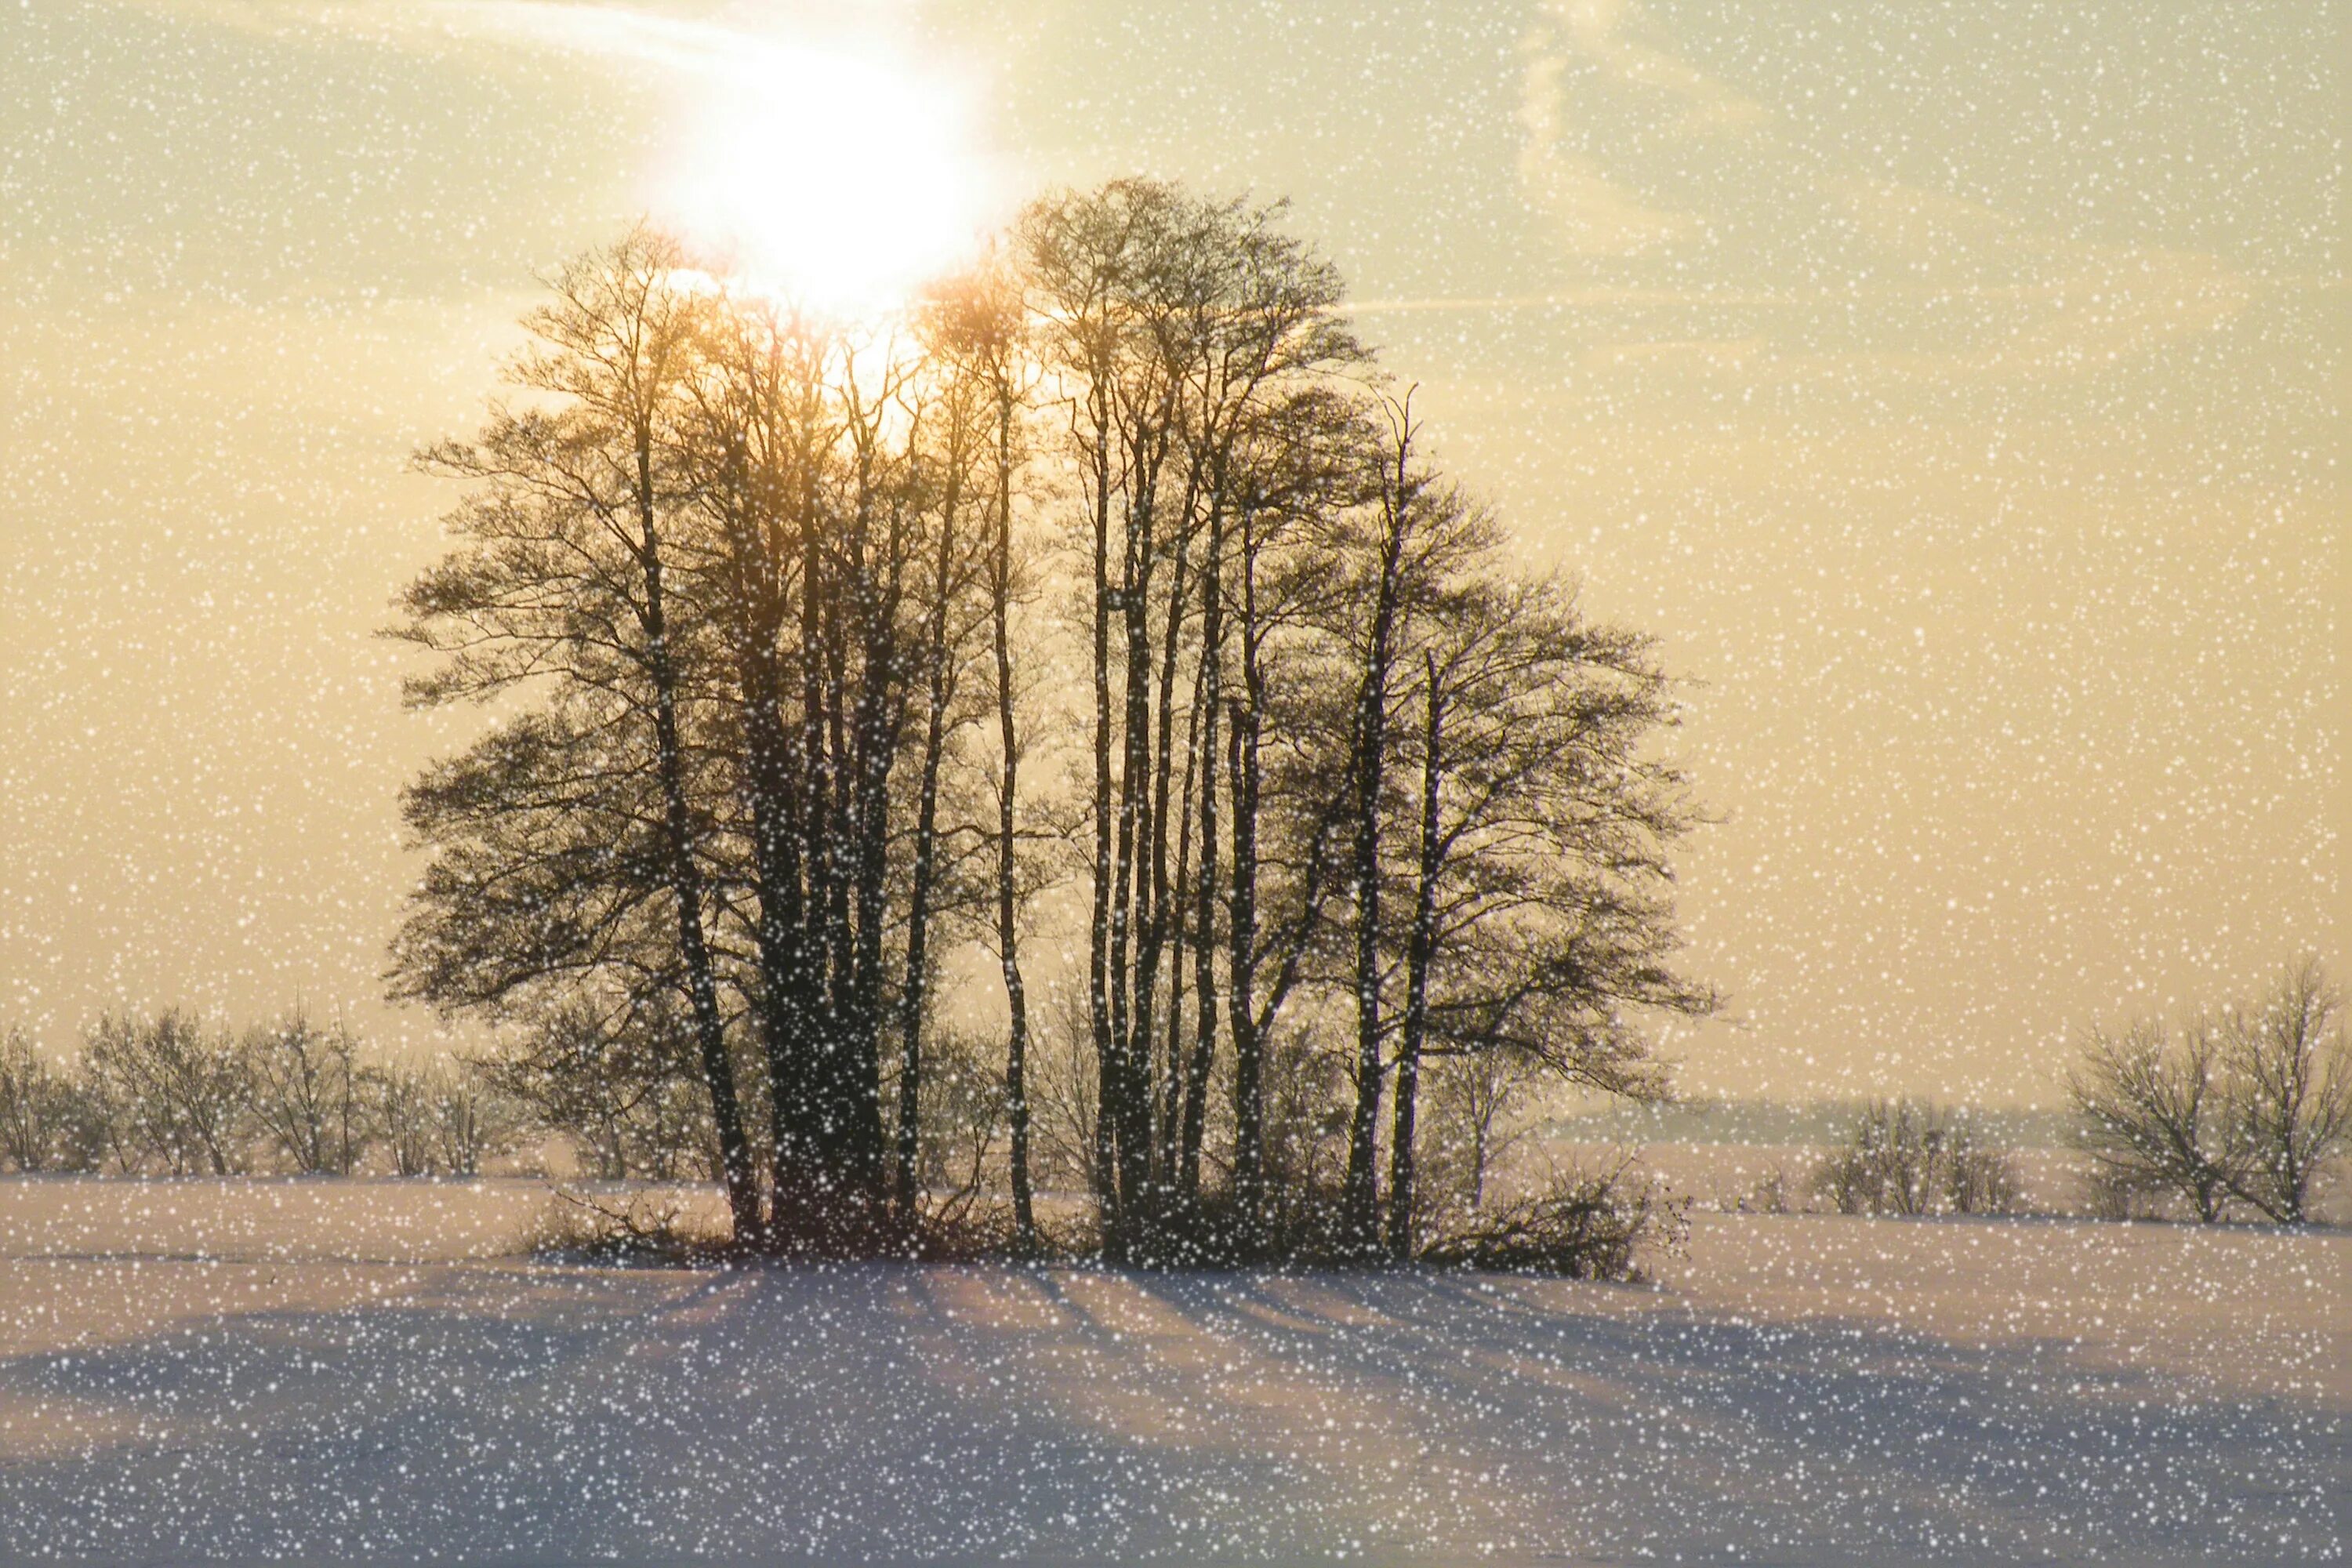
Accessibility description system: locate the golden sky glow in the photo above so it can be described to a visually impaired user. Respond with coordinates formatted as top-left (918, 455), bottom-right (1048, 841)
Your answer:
top-left (456, 4), bottom-right (999, 311)
top-left (1, 0), bottom-right (2340, 1103)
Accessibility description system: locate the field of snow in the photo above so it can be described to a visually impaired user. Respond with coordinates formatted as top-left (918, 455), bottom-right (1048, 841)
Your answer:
top-left (0, 1174), bottom-right (2342, 1564)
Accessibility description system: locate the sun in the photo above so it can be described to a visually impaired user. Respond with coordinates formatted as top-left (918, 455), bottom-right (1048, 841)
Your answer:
top-left (660, 38), bottom-right (993, 317)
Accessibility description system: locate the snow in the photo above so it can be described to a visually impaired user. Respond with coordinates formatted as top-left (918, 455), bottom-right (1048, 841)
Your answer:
top-left (0, 1178), bottom-right (2341, 1563)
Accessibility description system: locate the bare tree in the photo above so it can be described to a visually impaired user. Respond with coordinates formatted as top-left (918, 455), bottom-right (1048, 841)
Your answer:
top-left (913, 1025), bottom-right (1011, 1223)
top-left (2069, 1015), bottom-right (2248, 1223)
top-left (0, 1029), bottom-right (104, 1174)
top-left (1372, 561), bottom-right (1707, 1257)
top-left (927, 257), bottom-right (1047, 1248)
top-left (393, 227), bottom-right (761, 1241)
top-left (376, 186), bottom-right (1713, 1265)
top-left (429, 1065), bottom-right (522, 1178)
top-left (677, 273), bottom-right (1004, 1250)
top-left (1219, 387), bottom-right (1363, 1240)
top-left (1334, 401), bottom-right (1421, 1256)
top-left (473, 998), bottom-right (720, 1183)
top-left (882, 291), bottom-right (1005, 1219)
top-left (1022, 180), bottom-right (1362, 1256)
top-left (373, 1065), bottom-right (438, 1178)
top-left (0, 1029), bottom-right (44, 1171)
top-left (1428, 1046), bottom-right (1544, 1214)
top-left (244, 1009), bottom-right (370, 1175)
top-left (1025, 983), bottom-right (1103, 1205)
top-left (82, 1011), bottom-right (251, 1177)
top-left (2221, 956), bottom-right (2350, 1224)
top-left (370, 1060), bottom-right (523, 1180)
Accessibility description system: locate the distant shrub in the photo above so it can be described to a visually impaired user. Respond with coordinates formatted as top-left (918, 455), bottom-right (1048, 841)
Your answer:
top-left (1420, 1163), bottom-right (1685, 1281)
top-left (376, 1062), bottom-right (523, 1178)
top-left (1811, 1099), bottom-right (2022, 1218)
top-left (2081, 1162), bottom-right (2169, 1222)
top-left (528, 1186), bottom-right (730, 1265)
top-left (429, 1068), bottom-right (521, 1178)
top-left (1945, 1134), bottom-right (2025, 1216)
top-left (1740, 1163), bottom-right (1795, 1215)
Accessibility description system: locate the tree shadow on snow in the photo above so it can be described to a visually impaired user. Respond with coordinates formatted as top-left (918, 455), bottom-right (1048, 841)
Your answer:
top-left (0, 1261), bottom-right (2338, 1565)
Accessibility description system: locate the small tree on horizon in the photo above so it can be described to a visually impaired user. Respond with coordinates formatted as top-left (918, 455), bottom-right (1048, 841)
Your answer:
top-left (244, 1008), bottom-right (370, 1176)
top-left (2220, 956), bottom-right (2350, 1224)
top-left (0, 1029), bottom-right (106, 1174)
top-left (82, 1010), bottom-right (252, 1178)
top-left (2067, 957), bottom-right (2348, 1225)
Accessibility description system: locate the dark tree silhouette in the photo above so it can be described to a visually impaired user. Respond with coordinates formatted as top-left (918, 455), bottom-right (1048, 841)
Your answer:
top-left (391, 183), bottom-right (1711, 1262)
top-left (390, 228), bottom-right (760, 1240)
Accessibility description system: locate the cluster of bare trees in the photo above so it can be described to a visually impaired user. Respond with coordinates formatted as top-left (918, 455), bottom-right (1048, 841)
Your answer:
top-left (392, 180), bottom-right (1711, 1262)
top-left (2069, 956), bottom-right (2350, 1225)
top-left (0, 1011), bottom-right (514, 1178)
top-left (1808, 1098), bottom-right (2022, 1217)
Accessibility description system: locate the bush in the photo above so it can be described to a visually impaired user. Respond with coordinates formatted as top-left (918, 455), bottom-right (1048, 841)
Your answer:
top-left (1946, 1134), bottom-right (2024, 1215)
top-left (903, 1200), bottom-right (1073, 1265)
top-left (1737, 1163), bottom-right (1795, 1214)
top-left (2081, 1163), bottom-right (2168, 1222)
top-left (1113, 1177), bottom-right (1355, 1270)
top-left (1810, 1099), bottom-right (2022, 1217)
top-left (1420, 1162), bottom-right (1684, 1280)
top-left (528, 1186), bottom-right (732, 1265)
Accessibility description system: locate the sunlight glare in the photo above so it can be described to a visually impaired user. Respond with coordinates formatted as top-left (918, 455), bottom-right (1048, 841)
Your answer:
top-left (662, 41), bottom-right (990, 318)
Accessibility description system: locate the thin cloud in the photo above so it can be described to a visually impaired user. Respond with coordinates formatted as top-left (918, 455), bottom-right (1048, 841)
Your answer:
top-left (1512, 2), bottom-right (2281, 391)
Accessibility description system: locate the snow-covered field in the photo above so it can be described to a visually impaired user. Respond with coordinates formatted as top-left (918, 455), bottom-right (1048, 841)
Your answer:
top-left (0, 1176), bottom-right (2342, 1564)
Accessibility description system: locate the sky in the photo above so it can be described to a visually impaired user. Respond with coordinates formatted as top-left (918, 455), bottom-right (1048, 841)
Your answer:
top-left (2, 0), bottom-right (2342, 1104)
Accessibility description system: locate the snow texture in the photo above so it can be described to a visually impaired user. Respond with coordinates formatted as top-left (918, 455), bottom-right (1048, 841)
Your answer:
top-left (0, 1179), bottom-right (2340, 1563)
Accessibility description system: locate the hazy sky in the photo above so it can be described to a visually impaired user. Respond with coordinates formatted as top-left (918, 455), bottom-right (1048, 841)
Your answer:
top-left (2, 0), bottom-right (2341, 1102)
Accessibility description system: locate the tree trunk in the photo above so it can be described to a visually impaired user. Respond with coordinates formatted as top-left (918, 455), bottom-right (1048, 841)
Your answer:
top-left (1138, 524), bottom-right (1195, 1190)
top-left (635, 456), bottom-right (760, 1246)
top-left (992, 391), bottom-right (1036, 1247)
top-left (1087, 428), bottom-right (1120, 1232)
top-left (1342, 540), bottom-right (1402, 1258)
top-left (1226, 527), bottom-right (1268, 1236)
top-left (1112, 545), bottom-right (1156, 1233)
top-left (775, 490), bottom-right (836, 1240)
top-left (895, 494), bottom-right (961, 1214)
top-left (1180, 507), bottom-right (1225, 1199)
top-left (716, 459), bottom-right (809, 1250)
top-left (1387, 652), bottom-right (1444, 1260)
top-left (842, 495), bottom-right (906, 1224)
top-left (1160, 696), bottom-right (1200, 1178)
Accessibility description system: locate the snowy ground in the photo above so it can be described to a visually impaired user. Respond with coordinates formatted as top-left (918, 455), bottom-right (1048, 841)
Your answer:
top-left (0, 1176), bottom-right (2342, 1565)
